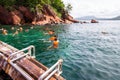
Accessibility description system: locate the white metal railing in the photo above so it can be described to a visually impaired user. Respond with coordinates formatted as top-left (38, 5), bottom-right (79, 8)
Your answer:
top-left (11, 53), bottom-right (29, 62)
top-left (8, 45), bottom-right (35, 60)
top-left (0, 43), bottom-right (64, 80)
top-left (9, 61), bottom-right (33, 80)
top-left (8, 45), bottom-right (35, 80)
top-left (0, 52), bottom-right (7, 60)
top-left (0, 52), bottom-right (33, 80)
top-left (38, 59), bottom-right (63, 80)
top-left (0, 45), bottom-right (36, 80)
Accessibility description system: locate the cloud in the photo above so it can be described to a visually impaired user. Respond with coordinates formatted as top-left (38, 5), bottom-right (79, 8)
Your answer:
top-left (63, 0), bottom-right (120, 18)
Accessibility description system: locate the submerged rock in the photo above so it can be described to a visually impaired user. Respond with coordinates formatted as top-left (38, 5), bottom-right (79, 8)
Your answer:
top-left (101, 31), bottom-right (108, 34)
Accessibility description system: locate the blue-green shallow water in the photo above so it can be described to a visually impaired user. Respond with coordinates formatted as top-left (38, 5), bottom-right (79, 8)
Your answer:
top-left (0, 20), bottom-right (120, 80)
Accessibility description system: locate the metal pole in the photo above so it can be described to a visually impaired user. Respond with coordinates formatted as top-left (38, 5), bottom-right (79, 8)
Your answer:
top-left (10, 62), bottom-right (33, 80)
top-left (44, 69), bottom-right (58, 80)
top-left (11, 53), bottom-right (29, 62)
top-left (8, 45), bottom-right (35, 59)
top-left (39, 59), bottom-right (63, 80)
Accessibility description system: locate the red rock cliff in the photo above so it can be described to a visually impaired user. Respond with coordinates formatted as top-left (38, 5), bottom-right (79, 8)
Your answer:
top-left (0, 5), bottom-right (79, 25)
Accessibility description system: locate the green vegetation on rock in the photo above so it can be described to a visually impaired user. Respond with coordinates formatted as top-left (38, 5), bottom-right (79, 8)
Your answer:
top-left (0, 0), bottom-right (69, 17)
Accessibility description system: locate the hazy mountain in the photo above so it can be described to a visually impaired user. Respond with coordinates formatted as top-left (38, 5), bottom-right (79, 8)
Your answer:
top-left (78, 15), bottom-right (120, 20)
top-left (78, 16), bottom-right (98, 20)
top-left (111, 16), bottom-right (120, 20)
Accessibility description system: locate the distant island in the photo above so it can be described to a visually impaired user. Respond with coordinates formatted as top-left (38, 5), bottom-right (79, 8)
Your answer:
top-left (0, 0), bottom-right (79, 25)
top-left (110, 16), bottom-right (120, 20)
top-left (78, 15), bottom-right (120, 20)
top-left (78, 16), bottom-right (98, 20)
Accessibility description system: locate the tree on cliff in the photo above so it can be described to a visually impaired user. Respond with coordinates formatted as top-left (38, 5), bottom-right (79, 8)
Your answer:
top-left (65, 3), bottom-right (72, 14)
top-left (0, 0), bottom-right (74, 17)
top-left (0, 0), bottom-right (64, 13)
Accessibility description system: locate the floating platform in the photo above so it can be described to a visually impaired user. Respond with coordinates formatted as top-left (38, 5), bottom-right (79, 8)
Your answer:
top-left (0, 41), bottom-right (64, 80)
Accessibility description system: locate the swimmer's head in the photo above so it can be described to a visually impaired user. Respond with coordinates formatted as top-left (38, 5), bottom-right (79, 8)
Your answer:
top-left (50, 30), bottom-right (54, 32)
top-left (52, 30), bottom-right (55, 33)
top-left (54, 38), bottom-right (57, 41)
top-left (54, 35), bottom-right (57, 37)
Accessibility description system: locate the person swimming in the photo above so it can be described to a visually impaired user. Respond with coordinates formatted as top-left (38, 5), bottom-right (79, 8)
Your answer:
top-left (41, 35), bottom-right (57, 43)
top-left (30, 26), bottom-right (34, 29)
top-left (11, 27), bottom-right (15, 30)
top-left (2, 29), bottom-right (8, 35)
top-left (49, 35), bottom-right (57, 41)
top-left (48, 30), bottom-right (55, 35)
top-left (13, 30), bottom-right (19, 36)
top-left (44, 30), bottom-right (55, 35)
top-left (53, 38), bottom-right (59, 48)
top-left (25, 29), bottom-right (29, 32)
top-left (47, 37), bottom-right (59, 49)
top-left (19, 27), bottom-right (23, 32)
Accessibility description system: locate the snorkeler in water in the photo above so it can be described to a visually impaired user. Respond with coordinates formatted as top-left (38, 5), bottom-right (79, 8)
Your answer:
top-left (44, 30), bottom-right (55, 35)
top-left (2, 29), bottom-right (8, 35)
top-left (13, 30), bottom-right (19, 36)
top-left (42, 35), bottom-right (57, 43)
top-left (49, 35), bottom-right (57, 41)
top-left (47, 37), bottom-right (59, 49)
top-left (19, 27), bottom-right (23, 32)
top-left (11, 27), bottom-right (15, 30)
top-left (49, 30), bottom-right (55, 35)
top-left (53, 38), bottom-right (59, 48)
top-left (25, 29), bottom-right (29, 32)
top-left (30, 26), bottom-right (34, 29)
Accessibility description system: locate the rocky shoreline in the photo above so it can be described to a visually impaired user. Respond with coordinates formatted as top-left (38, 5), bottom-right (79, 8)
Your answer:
top-left (0, 5), bottom-right (79, 25)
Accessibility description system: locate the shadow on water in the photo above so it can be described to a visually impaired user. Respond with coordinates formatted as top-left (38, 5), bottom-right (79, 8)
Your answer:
top-left (0, 70), bottom-right (12, 80)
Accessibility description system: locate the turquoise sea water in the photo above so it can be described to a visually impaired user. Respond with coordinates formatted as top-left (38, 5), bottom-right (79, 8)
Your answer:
top-left (0, 20), bottom-right (120, 80)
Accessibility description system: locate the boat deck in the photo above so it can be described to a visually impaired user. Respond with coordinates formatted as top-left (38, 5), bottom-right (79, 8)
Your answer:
top-left (0, 41), bottom-right (64, 80)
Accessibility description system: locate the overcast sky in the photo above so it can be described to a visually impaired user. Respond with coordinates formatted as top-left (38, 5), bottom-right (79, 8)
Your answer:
top-left (63, 0), bottom-right (120, 18)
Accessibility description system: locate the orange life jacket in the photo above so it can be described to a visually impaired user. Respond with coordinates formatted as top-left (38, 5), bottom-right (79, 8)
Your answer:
top-left (53, 40), bottom-right (59, 48)
top-left (49, 36), bottom-right (56, 41)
